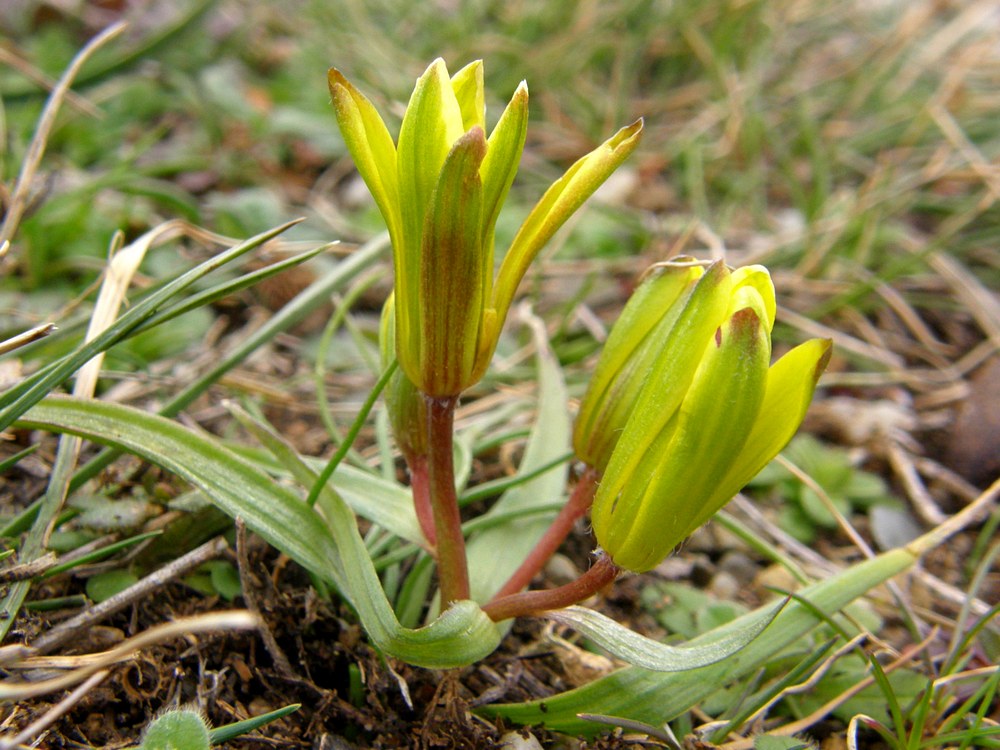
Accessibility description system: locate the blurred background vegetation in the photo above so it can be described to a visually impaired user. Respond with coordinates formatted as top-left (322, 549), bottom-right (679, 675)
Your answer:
top-left (4, 0), bottom-right (997, 284)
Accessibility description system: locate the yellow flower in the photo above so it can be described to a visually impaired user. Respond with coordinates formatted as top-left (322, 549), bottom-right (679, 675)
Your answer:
top-left (583, 261), bottom-right (832, 572)
top-left (330, 59), bottom-right (642, 397)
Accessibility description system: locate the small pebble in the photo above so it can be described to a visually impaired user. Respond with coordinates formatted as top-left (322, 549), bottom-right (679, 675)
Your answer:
top-left (717, 551), bottom-right (758, 586)
top-left (754, 564), bottom-right (799, 597)
top-left (544, 554), bottom-right (580, 587)
top-left (499, 731), bottom-right (544, 749)
top-left (709, 570), bottom-right (739, 600)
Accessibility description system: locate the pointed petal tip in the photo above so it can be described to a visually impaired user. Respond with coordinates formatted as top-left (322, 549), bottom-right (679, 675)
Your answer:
top-left (454, 125), bottom-right (489, 156)
top-left (327, 68), bottom-right (346, 90)
top-left (608, 119), bottom-right (644, 150)
top-left (814, 338), bottom-right (834, 381)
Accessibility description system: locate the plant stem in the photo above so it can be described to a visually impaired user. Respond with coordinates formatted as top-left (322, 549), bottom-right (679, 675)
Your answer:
top-left (408, 455), bottom-right (437, 548)
top-left (424, 395), bottom-right (470, 606)
top-left (489, 466), bottom-right (600, 601)
top-left (482, 552), bottom-right (619, 622)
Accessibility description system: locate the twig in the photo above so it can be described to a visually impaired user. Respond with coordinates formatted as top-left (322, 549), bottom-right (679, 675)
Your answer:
top-left (0, 45), bottom-right (102, 117)
top-left (906, 475), bottom-right (1000, 556)
top-left (0, 22), bottom-right (127, 260)
top-left (886, 441), bottom-right (947, 525)
top-left (774, 454), bottom-right (927, 641)
top-left (0, 323), bottom-right (57, 357)
top-left (0, 553), bottom-right (56, 583)
top-left (0, 611), bottom-right (258, 701)
top-left (31, 536), bottom-right (229, 655)
top-left (235, 519), bottom-right (298, 679)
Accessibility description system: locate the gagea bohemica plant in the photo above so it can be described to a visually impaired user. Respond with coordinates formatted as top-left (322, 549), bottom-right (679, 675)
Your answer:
top-left (326, 58), bottom-right (830, 659)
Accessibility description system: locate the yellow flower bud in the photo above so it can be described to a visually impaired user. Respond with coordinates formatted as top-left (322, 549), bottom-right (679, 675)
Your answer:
top-left (586, 261), bottom-right (831, 572)
top-left (330, 59), bottom-right (642, 397)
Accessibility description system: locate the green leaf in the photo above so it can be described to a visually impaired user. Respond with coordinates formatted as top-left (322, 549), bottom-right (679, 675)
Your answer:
top-left (464, 313), bottom-right (570, 604)
top-left (206, 560), bottom-right (243, 601)
top-left (0, 221), bottom-right (300, 432)
top-left (20, 396), bottom-right (341, 580)
top-left (142, 709), bottom-right (210, 750)
top-left (208, 703), bottom-right (300, 745)
top-left (20, 396), bottom-right (500, 668)
top-left (86, 569), bottom-right (139, 603)
top-left (224, 402), bottom-right (424, 547)
top-left (545, 603), bottom-right (777, 672)
top-left (754, 736), bottom-right (814, 750)
top-left (481, 546), bottom-right (918, 735)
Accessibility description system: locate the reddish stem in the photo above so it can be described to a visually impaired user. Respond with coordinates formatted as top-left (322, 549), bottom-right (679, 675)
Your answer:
top-left (489, 466), bottom-right (600, 601)
top-left (482, 552), bottom-right (619, 622)
top-left (408, 455), bottom-right (437, 548)
top-left (425, 395), bottom-right (470, 606)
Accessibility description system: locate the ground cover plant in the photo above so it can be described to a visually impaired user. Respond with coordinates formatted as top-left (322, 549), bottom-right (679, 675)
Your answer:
top-left (1, 1), bottom-right (998, 747)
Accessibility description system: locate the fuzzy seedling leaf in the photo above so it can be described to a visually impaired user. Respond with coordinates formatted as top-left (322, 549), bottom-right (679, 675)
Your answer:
top-left (141, 709), bottom-right (210, 750)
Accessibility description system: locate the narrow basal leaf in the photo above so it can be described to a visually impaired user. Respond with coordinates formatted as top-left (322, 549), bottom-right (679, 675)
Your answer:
top-left (546, 603), bottom-right (779, 672)
top-left (22, 396), bottom-right (500, 668)
top-left (0, 221), bottom-right (299, 432)
top-left (20, 396), bottom-right (341, 580)
top-left (225, 402), bottom-right (424, 547)
top-left (481, 547), bottom-right (917, 735)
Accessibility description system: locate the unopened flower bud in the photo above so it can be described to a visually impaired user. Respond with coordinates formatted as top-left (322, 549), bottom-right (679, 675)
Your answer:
top-left (585, 261), bottom-right (831, 572)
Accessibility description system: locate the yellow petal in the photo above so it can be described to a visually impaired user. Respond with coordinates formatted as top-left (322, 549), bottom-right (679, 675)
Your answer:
top-left (492, 119), bottom-right (644, 330)
top-left (450, 60), bottom-right (485, 132)
top-left (327, 69), bottom-right (401, 251)
top-left (596, 304), bottom-right (771, 572)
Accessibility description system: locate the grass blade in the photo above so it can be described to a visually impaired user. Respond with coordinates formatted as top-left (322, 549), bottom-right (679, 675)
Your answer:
top-left (208, 703), bottom-right (301, 744)
top-left (0, 221), bottom-right (300, 431)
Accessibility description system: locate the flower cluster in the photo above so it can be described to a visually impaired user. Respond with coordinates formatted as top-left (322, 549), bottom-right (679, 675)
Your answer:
top-left (330, 59), bottom-right (642, 398)
top-left (577, 260), bottom-right (832, 572)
